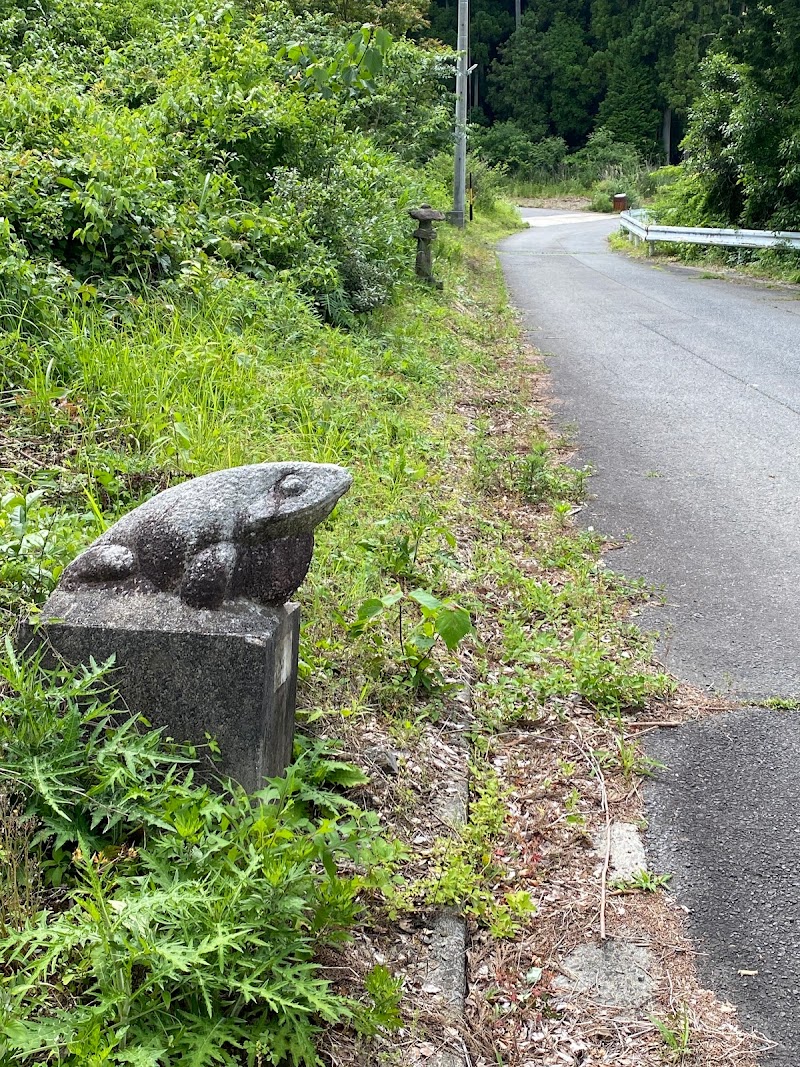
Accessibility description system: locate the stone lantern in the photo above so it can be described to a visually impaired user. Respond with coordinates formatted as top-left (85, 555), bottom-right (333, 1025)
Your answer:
top-left (409, 204), bottom-right (446, 288)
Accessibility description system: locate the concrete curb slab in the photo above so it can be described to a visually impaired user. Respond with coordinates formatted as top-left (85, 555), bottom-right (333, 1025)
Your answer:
top-left (427, 726), bottom-right (469, 1067)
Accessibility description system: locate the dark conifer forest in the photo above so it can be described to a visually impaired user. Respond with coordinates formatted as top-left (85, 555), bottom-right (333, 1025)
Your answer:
top-left (439, 0), bottom-right (800, 230)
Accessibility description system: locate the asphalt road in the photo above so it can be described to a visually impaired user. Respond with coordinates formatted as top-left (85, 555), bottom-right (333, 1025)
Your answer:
top-left (501, 208), bottom-right (800, 698)
top-left (499, 209), bottom-right (800, 1062)
top-left (645, 710), bottom-right (800, 1064)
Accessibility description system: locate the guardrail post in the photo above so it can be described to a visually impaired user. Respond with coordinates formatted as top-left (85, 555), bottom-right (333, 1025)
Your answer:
top-left (647, 241), bottom-right (655, 257)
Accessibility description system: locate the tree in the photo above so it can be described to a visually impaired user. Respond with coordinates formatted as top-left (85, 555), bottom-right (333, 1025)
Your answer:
top-left (488, 0), bottom-right (600, 144)
top-left (427, 0), bottom-right (515, 122)
top-left (597, 41), bottom-right (660, 157)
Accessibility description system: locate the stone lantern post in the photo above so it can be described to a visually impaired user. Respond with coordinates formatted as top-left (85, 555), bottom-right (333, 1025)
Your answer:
top-left (409, 204), bottom-right (446, 288)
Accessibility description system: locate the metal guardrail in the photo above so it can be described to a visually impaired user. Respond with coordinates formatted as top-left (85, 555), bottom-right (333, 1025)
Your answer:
top-left (618, 209), bottom-right (800, 253)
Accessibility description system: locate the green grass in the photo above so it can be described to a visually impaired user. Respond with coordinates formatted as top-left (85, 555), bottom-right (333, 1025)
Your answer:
top-left (0, 208), bottom-right (523, 1064)
top-left (763, 696), bottom-right (800, 710)
top-left (1, 194), bottom-right (670, 735)
top-left (2, 215), bottom-right (498, 621)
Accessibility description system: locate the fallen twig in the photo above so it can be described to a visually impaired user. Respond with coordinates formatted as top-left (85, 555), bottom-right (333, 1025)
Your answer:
top-left (626, 719), bottom-right (684, 729)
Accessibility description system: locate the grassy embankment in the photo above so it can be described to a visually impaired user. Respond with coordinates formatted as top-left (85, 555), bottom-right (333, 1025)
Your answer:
top-left (611, 223), bottom-right (800, 283)
top-left (0, 7), bottom-right (678, 1049)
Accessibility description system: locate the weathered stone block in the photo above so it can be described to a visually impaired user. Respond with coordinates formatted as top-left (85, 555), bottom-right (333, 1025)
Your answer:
top-left (21, 589), bottom-right (299, 791)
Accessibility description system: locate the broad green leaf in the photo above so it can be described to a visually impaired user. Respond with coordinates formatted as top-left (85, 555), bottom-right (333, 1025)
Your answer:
top-left (362, 49), bottom-right (383, 77)
top-left (354, 597), bottom-right (385, 622)
top-left (374, 28), bottom-right (393, 52)
top-left (406, 633), bottom-right (435, 654)
top-left (322, 764), bottom-right (370, 788)
top-left (408, 589), bottom-right (442, 612)
top-left (434, 606), bottom-right (472, 651)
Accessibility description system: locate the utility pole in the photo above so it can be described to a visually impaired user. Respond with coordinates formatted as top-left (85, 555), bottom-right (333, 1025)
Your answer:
top-left (662, 106), bottom-right (672, 164)
top-left (515, 0), bottom-right (521, 29)
top-left (449, 0), bottom-right (468, 228)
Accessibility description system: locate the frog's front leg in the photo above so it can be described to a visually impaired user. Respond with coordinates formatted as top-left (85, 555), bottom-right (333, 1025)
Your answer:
top-left (180, 543), bottom-right (238, 609)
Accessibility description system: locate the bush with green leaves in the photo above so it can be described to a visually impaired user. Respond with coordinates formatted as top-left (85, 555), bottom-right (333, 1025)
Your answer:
top-left (349, 587), bottom-right (473, 692)
top-left (473, 122), bottom-right (568, 177)
top-left (0, 1), bottom-right (452, 327)
top-left (347, 39), bottom-right (454, 164)
top-left (0, 650), bottom-right (400, 1065)
top-left (477, 121), bottom-right (655, 205)
top-left (565, 127), bottom-right (641, 184)
top-left (657, 47), bottom-right (800, 233)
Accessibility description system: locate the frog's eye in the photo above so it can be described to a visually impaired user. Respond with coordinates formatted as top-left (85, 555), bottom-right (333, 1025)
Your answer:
top-left (278, 475), bottom-right (306, 497)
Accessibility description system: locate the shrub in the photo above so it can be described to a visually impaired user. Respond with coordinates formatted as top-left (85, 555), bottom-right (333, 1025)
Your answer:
top-left (0, 483), bottom-right (95, 623)
top-left (567, 127), bottom-right (641, 184)
top-left (0, 1), bottom-right (450, 325)
top-left (0, 652), bottom-right (394, 1065)
top-left (473, 122), bottom-right (568, 177)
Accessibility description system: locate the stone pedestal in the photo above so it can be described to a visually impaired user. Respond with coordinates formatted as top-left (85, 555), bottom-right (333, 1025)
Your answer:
top-left (21, 590), bottom-right (299, 792)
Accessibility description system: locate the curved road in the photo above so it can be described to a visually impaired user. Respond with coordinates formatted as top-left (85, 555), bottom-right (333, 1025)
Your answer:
top-left (499, 210), bottom-right (800, 1063)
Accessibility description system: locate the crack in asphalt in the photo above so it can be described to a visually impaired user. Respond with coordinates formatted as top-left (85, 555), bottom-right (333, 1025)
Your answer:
top-left (509, 235), bottom-right (800, 420)
top-left (636, 319), bottom-right (800, 422)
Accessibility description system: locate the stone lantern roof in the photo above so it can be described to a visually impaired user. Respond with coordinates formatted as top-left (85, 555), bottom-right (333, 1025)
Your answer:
top-left (408, 204), bottom-right (446, 223)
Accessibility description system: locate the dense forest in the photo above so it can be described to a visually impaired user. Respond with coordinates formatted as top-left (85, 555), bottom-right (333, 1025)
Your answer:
top-left (436, 0), bottom-right (800, 231)
top-left (431, 0), bottom-right (745, 161)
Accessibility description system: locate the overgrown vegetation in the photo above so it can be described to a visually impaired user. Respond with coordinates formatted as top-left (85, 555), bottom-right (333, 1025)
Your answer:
top-left (0, 214), bottom-right (673, 1062)
top-left (469, 123), bottom-right (681, 216)
top-left (0, 648), bottom-right (398, 1064)
top-left (0, 0), bottom-right (455, 331)
top-left (582, 0), bottom-right (800, 259)
top-left (653, 10), bottom-right (800, 235)
top-left (475, 124), bottom-right (653, 206)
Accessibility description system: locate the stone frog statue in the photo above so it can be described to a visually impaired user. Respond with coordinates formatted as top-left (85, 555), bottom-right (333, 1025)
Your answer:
top-left (60, 462), bottom-right (352, 609)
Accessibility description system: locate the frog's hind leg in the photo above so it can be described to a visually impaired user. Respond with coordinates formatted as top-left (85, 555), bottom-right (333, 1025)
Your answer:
top-left (180, 543), bottom-right (237, 609)
top-left (61, 543), bottom-right (137, 588)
